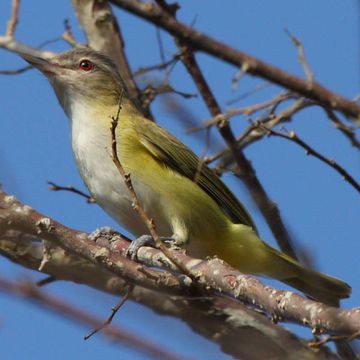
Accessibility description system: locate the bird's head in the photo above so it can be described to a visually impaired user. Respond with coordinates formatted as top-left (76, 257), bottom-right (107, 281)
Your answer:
top-left (21, 48), bottom-right (126, 116)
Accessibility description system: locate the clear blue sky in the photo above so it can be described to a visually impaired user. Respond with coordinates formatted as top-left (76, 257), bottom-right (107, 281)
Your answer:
top-left (1, 1), bottom-right (359, 359)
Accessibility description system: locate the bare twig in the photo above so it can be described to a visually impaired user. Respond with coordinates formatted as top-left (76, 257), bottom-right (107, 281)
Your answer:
top-left (62, 19), bottom-right (80, 47)
top-left (309, 331), bottom-right (360, 348)
top-left (208, 98), bottom-right (312, 169)
top-left (133, 54), bottom-right (180, 77)
top-left (227, 92), bottom-right (294, 117)
top-left (140, 83), bottom-right (196, 110)
top-left (84, 284), bottom-right (133, 340)
top-left (156, 27), bottom-right (166, 64)
top-left (36, 275), bottom-right (57, 287)
top-left (187, 92), bottom-right (293, 134)
top-left (285, 28), bottom-right (313, 83)
top-left (325, 109), bottom-right (360, 150)
top-left (0, 65), bottom-right (31, 75)
top-left (259, 124), bottom-right (360, 194)
top-left (6, 0), bottom-right (20, 37)
top-left (226, 82), bottom-right (271, 105)
top-left (47, 181), bottom-right (95, 203)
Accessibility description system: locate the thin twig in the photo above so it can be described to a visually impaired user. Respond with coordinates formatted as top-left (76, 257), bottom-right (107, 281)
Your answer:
top-left (187, 92), bottom-right (293, 134)
top-left (156, 27), bottom-right (166, 64)
top-left (6, 0), bottom-right (20, 37)
top-left (62, 19), bottom-right (79, 47)
top-left (36, 276), bottom-right (57, 287)
top-left (226, 82), bottom-right (271, 106)
top-left (84, 284), bottom-right (134, 340)
top-left (259, 123), bottom-right (360, 193)
top-left (133, 54), bottom-right (180, 77)
top-left (285, 28), bottom-right (313, 83)
top-left (325, 109), bottom-right (360, 150)
top-left (309, 331), bottom-right (360, 348)
top-left (0, 65), bottom-right (31, 75)
top-left (47, 181), bottom-right (95, 203)
top-left (208, 98), bottom-right (312, 168)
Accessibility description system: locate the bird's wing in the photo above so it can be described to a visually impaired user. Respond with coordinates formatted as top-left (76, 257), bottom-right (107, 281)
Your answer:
top-left (136, 119), bottom-right (257, 230)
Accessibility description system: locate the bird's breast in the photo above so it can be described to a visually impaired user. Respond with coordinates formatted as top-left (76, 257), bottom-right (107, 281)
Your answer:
top-left (69, 108), bottom-right (172, 237)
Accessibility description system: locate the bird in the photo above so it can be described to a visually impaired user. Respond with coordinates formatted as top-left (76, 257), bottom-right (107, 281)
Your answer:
top-left (21, 47), bottom-right (350, 306)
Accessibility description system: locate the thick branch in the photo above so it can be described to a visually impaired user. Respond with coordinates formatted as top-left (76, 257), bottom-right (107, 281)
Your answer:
top-left (0, 190), bottom-right (359, 340)
top-left (0, 192), bottom-right (184, 294)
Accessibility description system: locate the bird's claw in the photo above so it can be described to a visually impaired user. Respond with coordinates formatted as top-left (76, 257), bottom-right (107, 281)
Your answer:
top-left (126, 235), bottom-right (177, 261)
top-left (126, 235), bottom-right (155, 261)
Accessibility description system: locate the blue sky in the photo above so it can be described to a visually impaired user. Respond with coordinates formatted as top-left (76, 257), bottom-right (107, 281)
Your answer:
top-left (1, 1), bottom-right (359, 359)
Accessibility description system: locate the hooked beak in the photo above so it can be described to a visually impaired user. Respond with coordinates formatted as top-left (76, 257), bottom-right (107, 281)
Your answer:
top-left (21, 52), bottom-right (58, 78)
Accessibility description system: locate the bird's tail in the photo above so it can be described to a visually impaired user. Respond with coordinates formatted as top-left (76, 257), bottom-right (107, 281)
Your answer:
top-left (224, 225), bottom-right (351, 306)
top-left (262, 242), bottom-right (351, 306)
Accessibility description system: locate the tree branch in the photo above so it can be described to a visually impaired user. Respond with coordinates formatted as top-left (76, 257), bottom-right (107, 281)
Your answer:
top-left (0, 189), bottom-right (359, 342)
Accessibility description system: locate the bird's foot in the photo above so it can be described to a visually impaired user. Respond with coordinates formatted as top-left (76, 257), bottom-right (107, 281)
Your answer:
top-left (126, 235), bottom-right (176, 260)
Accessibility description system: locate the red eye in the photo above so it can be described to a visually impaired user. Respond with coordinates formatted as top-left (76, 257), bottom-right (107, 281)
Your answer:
top-left (79, 59), bottom-right (94, 71)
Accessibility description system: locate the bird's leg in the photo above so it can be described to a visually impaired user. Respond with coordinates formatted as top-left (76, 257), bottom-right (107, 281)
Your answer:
top-left (126, 235), bottom-right (177, 260)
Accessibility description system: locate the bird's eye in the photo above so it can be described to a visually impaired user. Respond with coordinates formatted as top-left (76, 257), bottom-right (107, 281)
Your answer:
top-left (79, 59), bottom-right (94, 71)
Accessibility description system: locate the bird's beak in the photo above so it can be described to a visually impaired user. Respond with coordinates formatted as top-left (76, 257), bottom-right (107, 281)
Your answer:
top-left (21, 52), bottom-right (58, 78)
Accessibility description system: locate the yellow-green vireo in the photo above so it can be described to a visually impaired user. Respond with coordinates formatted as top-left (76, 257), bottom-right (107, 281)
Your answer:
top-left (21, 48), bottom-right (350, 305)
